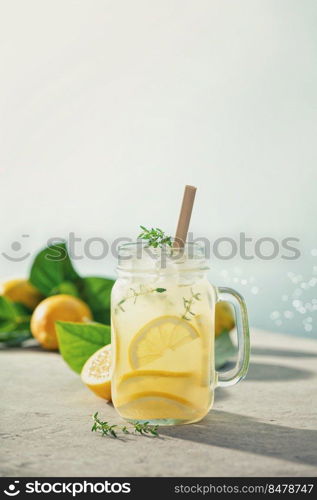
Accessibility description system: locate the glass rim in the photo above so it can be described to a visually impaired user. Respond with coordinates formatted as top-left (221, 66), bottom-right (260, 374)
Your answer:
top-left (116, 241), bottom-right (208, 272)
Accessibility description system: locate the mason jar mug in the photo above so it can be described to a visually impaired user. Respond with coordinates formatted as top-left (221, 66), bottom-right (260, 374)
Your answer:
top-left (111, 242), bottom-right (250, 425)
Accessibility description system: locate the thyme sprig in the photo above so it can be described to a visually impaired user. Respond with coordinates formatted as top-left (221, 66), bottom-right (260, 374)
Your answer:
top-left (138, 226), bottom-right (172, 248)
top-left (133, 421), bottom-right (159, 436)
top-left (116, 285), bottom-right (166, 313)
top-left (182, 288), bottom-right (201, 320)
top-left (91, 412), bottom-right (159, 438)
top-left (92, 413), bottom-right (119, 437)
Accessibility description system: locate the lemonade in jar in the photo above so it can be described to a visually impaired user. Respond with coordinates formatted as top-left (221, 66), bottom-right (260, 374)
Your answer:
top-left (111, 239), bottom-right (250, 425)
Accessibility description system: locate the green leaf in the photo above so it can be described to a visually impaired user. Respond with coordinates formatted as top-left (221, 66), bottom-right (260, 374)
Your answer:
top-left (29, 243), bottom-right (114, 325)
top-left (0, 297), bottom-right (31, 331)
top-left (56, 321), bottom-right (111, 374)
top-left (0, 296), bottom-right (31, 345)
top-left (50, 281), bottom-right (79, 297)
top-left (0, 331), bottom-right (32, 346)
top-left (0, 295), bottom-right (17, 325)
top-left (215, 331), bottom-right (236, 370)
top-left (78, 277), bottom-right (114, 324)
top-left (29, 242), bottom-right (80, 296)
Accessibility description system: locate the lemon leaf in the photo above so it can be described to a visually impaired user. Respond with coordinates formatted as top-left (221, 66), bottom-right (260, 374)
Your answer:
top-left (56, 321), bottom-right (111, 374)
top-left (0, 295), bottom-right (17, 324)
top-left (29, 243), bottom-right (114, 325)
top-left (50, 281), bottom-right (79, 297)
top-left (0, 296), bottom-right (32, 345)
top-left (29, 242), bottom-right (80, 296)
top-left (78, 277), bottom-right (114, 324)
top-left (215, 331), bottom-right (235, 369)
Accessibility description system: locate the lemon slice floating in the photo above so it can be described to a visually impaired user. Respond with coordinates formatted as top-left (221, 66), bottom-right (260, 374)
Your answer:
top-left (81, 344), bottom-right (112, 400)
top-left (119, 369), bottom-right (193, 384)
top-left (116, 391), bottom-right (197, 421)
top-left (128, 315), bottom-right (200, 369)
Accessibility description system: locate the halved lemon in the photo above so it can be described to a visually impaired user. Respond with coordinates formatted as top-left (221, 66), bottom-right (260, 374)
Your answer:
top-left (81, 344), bottom-right (112, 400)
top-left (129, 315), bottom-right (200, 369)
top-left (116, 391), bottom-right (197, 421)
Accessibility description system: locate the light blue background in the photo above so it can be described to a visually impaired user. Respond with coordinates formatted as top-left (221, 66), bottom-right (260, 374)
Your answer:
top-left (0, 0), bottom-right (316, 336)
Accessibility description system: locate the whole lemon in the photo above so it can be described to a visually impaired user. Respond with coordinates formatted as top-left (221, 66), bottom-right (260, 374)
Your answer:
top-left (31, 294), bottom-right (92, 350)
top-left (215, 301), bottom-right (235, 337)
top-left (0, 278), bottom-right (43, 310)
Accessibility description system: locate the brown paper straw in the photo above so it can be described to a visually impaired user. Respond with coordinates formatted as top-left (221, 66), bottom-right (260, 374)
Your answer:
top-left (174, 185), bottom-right (197, 247)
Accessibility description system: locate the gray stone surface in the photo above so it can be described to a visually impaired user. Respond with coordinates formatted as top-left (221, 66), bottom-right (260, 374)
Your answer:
top-left (1, 329), bottom-right (317, 477)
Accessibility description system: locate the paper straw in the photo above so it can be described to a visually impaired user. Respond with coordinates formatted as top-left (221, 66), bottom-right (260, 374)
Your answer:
top-left (174, 185), bottom-right (197, 247)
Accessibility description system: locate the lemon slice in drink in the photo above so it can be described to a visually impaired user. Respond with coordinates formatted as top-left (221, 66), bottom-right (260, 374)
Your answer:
top-left (118, 369), bottom-right (194, 395)
top-left (129, 315), bottom-right (200, 369)
top-left (81, 344), bottom-right (112, 400)
top-left (119, 370), bottom-right (193, 384)
top-left (116, 391), bottom-right (197, 420)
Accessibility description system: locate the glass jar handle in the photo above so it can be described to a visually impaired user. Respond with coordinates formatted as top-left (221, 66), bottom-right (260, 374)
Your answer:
top-left (216, 286), bottom-right (250, 387)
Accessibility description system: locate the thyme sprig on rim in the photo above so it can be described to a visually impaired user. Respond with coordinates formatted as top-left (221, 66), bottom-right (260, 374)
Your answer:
top-left (138, 226), bottom-right (172, 248)
top-left (182, 288), bottom-right (201, 320)
top-left (91, 412), bottom-right (159, 438)
top-left (116, 285), bottom-right (166, 313)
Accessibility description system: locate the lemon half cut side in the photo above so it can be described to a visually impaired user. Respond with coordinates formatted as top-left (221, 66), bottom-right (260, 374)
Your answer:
top-left (81, 344), bottom-right (112, 400)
